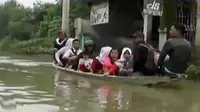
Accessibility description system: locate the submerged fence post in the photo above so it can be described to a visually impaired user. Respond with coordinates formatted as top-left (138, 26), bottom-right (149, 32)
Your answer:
top-left (158, 28), bottom-right (167, 50)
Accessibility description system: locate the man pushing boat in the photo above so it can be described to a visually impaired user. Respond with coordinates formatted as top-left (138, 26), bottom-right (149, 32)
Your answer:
top-left (157, 23), bottom-right (192, 78)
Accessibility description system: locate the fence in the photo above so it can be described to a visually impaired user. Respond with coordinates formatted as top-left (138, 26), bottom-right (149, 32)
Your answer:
top-left (176, 0), bottom-right (197, 45)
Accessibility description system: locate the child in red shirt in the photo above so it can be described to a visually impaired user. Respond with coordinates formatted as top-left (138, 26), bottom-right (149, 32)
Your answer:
top-left (78, 51), bottom-right (93, 72)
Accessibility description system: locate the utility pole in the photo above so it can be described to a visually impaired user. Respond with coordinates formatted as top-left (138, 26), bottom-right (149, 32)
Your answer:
top-left (61, 0), bottom-right (70, 35)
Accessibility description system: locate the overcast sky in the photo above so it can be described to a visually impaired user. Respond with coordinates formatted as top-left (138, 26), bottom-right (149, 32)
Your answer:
top-left (0, 0), bottom-right (56, 8)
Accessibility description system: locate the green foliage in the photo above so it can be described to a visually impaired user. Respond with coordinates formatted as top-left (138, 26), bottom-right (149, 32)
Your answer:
top-left (186, 46), bottom-right (200, 81)
top-left (0, 0), bottom-right (89, 54)
top-left (186, 64), bottom-right (200, 81)
top-left (0, 36), bottom-right (13, 49)
top-left (9, 38), bottom-right (55, 54)
top-left (69, 2), bottom-right (89, 36)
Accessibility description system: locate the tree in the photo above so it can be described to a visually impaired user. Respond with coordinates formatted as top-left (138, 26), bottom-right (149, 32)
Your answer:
top-left (0, 0), bottom-right (89, 53)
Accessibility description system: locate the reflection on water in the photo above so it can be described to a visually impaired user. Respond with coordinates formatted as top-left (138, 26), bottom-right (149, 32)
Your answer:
top-left (53, 71), bottom-right (200, 112)
top-left (0, 54), bottom-right (200, 112)
top-left (54, 71), bottom-right (126, 111)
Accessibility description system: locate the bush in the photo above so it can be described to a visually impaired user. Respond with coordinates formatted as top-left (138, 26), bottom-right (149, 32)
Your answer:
top-left (186, 64), bottom-right (200, 81)
top-left (186, 46), bottom-right (200, 81)
top-left (8, 38), bottom-right (54, 54)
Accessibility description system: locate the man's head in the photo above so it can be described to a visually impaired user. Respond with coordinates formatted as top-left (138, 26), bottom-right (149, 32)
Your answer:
top-left (58, 30), bottom-right (67, 40)
top-left (169, 23), bottom-right (185, 38)
top-left (130, 31), bottom-right (145, 44)
top-left (72, 39), bottom-right (80, 50)
top-left (84, 40), bottom-right (95, 52)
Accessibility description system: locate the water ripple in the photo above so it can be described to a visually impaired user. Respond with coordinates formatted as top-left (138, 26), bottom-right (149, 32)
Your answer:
top-left (0, 81), bottom-right (55, 111)
top-left (0, 58), bottom-right (52, 67)
top-left (0, 56), bottom-right (10, 59)
top-left (0, 67), bottom-right (36, 74)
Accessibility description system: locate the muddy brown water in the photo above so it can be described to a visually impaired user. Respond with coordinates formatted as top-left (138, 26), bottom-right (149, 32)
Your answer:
top-left (0, 52), bottom-right (199, 112)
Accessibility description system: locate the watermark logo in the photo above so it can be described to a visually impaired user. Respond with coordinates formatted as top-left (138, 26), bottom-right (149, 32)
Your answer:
top-left (143, 0), bottom-right (163, 16)
top-left (147, 0), bottom-right (160, 10)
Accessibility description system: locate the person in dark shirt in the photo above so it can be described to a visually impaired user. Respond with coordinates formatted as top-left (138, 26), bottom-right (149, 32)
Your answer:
top-left (53, 30), bottom-right (67, 62)
top-left (157, 23), bottom-right (192, 78)
top-left (131, 31), bottom-right (156, 76)
top-left (53, 30), bottom-right (67, 51)
top-left (53, 30), bottom-right (66, 54)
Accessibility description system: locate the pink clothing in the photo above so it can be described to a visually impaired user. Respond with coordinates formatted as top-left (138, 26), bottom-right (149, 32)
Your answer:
top-left (96, 46), bottom-right (112, 64)
top-left (103, 57), bottom-right (113, 70)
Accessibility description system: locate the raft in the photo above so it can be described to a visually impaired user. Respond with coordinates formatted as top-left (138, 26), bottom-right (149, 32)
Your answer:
top-left (53, 63), bottom-right (180, 85)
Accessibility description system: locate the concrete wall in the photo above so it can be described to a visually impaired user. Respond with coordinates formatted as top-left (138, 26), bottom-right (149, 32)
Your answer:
top-left (81, 0), bottom-right (144, 50)
top-left (80, 19), bottom-right (135, 50)
top-left (195, 3), bottom-right (200, 45)
top-left (195, 0), bottom-right (199, 45)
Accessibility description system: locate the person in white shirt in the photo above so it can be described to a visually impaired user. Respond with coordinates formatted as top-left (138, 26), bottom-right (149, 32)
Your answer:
top-left (57, 39), bottom-right (82, 67)
top-left (54, 33), bottom-right (79, 65)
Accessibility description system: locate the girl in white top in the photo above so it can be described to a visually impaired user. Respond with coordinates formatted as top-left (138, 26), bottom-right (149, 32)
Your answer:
top-left (115, 47), bottom-right (132, 71)
top-left (78, 51), bottom-right (93, 72)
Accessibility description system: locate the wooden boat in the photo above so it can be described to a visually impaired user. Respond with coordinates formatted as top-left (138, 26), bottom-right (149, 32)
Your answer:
top-left (53, 63), bottom-right (181, 85)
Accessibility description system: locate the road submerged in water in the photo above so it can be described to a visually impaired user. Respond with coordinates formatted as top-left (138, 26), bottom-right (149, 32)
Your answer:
top-left (0, 52), bottom-right (200, 112)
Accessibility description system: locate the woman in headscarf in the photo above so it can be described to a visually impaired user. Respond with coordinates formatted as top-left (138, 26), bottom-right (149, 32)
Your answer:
top-left (91, 46), bottom-right (112, 74)
top-left (106, 47), bottom-right (133, 76)
top-left (103, 48), bottom-right (120, 73)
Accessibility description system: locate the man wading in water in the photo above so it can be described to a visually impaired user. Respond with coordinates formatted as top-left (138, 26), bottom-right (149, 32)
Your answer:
top-left (157, 23), bottom-right (192, 78)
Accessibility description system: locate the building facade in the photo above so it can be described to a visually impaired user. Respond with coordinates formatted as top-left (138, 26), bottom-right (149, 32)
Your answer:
top-left (79, 0), bottom-right (197, 49)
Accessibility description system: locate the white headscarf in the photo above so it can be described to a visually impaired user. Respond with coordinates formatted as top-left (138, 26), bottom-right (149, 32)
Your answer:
top-left (96, 46), bottom-right (112, 64)
top-left (120, 47), bottom-right (132, 60)
top-left (115, 47), bottom-right (132, 71)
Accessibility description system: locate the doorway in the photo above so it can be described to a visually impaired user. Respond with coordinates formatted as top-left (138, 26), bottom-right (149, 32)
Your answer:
top-left (151, 16), bottom-right (160, 48)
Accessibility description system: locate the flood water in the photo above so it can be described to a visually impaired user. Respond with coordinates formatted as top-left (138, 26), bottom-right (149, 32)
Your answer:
top-left (0, 52), bottom-right (200, 112)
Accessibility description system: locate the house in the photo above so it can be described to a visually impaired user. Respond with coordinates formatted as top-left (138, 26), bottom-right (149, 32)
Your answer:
top-left (78, 0), bottom-right (197, 50)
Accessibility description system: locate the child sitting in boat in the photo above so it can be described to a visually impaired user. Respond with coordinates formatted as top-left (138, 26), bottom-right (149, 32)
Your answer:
top-left (78, 51), bottom-right (93, 72)
top-left (106, 47), bottom-right (133, 76)
top-left (103, 48), bottom-right (120, 74)
top-left (91, 46), bottom-right (112, 74)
